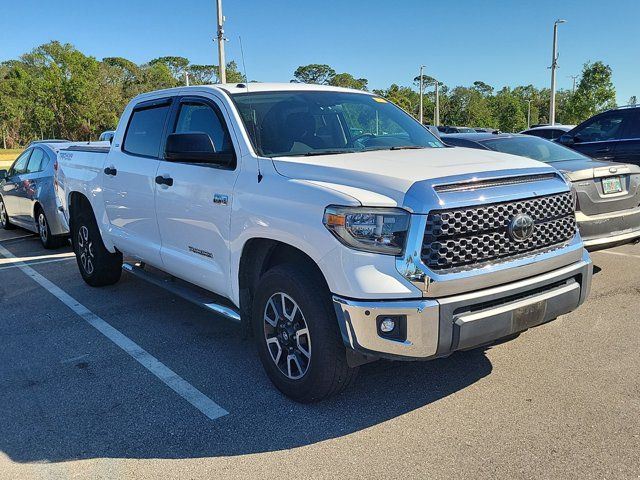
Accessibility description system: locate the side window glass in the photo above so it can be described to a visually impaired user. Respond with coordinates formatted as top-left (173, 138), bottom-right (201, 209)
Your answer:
top-left (123, 103), bottom-right (171, 157)
top-left (576, 113), bottom-right (625, 142)
top-left (10, 150), bottom-right (31, 176)
top-left (26, 148), bottom-right (46, 173)
top-left (622, 111), bottom-right (640, 139)
top-left (174, 102), bottom-right (233, 154)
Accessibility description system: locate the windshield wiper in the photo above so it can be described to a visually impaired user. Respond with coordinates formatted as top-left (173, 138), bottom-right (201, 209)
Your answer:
top-left (389, 145), bottom-right (426, 150)
top-left (303, 149), bottom-right (357, 156)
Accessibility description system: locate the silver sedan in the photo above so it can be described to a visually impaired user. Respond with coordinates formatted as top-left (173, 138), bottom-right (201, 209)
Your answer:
top-left (0, 141), bottom-right (72, 248)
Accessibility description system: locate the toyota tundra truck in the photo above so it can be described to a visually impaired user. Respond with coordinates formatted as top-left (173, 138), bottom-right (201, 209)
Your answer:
top-left (55, 83), bottom-right (593, 402)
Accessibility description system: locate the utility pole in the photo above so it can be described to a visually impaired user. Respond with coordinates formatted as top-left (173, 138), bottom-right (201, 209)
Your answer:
top-left (549, 19), bottom-right (566, 126)
top-left (568, 74), bottom-right (579, 93)
top-left (184, 71), bottom-right (190, 86)
top-left (216, 0), bottom-right (226, 83)
top-left (434, 80), bottom-right (440, 126)
top-left (418, 65), bottom-right (425, 124)
top-left (526, 99), bottom-right (533, 129)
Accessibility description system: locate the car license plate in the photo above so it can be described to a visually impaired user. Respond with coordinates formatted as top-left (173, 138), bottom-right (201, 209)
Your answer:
top-left (602, 176), bottom-right (622, 194)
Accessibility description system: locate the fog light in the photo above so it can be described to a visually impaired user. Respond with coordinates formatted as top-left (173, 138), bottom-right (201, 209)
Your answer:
top-left (380, 318), bottom-right (396, 333)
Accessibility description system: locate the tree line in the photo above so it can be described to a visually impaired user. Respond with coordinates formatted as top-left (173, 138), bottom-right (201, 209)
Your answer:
top-left (0, 41), bottom-right (623, 148)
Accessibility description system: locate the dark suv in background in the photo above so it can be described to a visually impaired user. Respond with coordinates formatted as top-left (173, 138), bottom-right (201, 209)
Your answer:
top-left (558, 105), bottom-right (640, 166)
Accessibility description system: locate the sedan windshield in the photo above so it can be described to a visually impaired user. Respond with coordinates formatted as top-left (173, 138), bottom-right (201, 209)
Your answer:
top-left (231, 91), bottom-right (444, 157)
top-left (482, 135), bottom-right (590, 163)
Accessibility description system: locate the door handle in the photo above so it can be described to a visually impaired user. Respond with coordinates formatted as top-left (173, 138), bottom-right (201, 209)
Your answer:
top-left (155, 175), bottom-right (174, 187)
top-left (595, 147), bottom-right (611, 153)
top-left (104, 166), bottom-right (117, 176)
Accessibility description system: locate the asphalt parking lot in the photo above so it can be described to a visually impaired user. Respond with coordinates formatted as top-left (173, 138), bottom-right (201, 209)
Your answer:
top-left (0, 229), bottom-right (638, 480)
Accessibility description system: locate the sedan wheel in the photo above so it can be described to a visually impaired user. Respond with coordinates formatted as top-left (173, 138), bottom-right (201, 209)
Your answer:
top-left (38, 212), bottom-right (48, 243)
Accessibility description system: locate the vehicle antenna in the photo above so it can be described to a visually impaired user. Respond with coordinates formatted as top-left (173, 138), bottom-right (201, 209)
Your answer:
top-left (239, 35), bottom-right (262, 183)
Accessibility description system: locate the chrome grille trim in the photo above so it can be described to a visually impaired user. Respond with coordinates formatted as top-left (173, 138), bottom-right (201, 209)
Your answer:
top-left (422, 191), bottom-right (576, 271)
top-left (433, 173), bottom-right (558, 193)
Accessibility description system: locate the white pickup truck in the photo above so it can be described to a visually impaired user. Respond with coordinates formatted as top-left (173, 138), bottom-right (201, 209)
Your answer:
top-left (55, 83), bottom-right (593, 401)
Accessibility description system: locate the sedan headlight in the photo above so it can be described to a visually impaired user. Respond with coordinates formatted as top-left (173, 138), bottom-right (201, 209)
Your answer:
top-left (323, 206), bottom-right (410, 255)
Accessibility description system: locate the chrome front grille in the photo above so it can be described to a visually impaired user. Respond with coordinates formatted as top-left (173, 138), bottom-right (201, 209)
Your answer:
top-left (422, 191), bottom-right (576, 272)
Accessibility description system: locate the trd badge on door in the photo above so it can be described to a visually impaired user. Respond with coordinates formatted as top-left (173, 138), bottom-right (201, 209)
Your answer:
top-left (213, 194), bottom-right (229, 206)
top-left (188, 246), bottom-right (214, 258)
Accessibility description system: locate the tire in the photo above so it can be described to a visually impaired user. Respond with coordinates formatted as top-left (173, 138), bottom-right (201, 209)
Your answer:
top-left (0, 197), bottom-right (15, 230)
top-left (72, 206), bottom-right (122, 287)
top-left (36, 207), bottom-right (66, 249)
top-left (252, 263), bottom-right (358, 402)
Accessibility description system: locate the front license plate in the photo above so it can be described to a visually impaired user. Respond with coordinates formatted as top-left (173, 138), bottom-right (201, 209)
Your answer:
top-left (602, 176), bottom-right (622, 194)
top-left (512, 300), bottom-right (547, 331)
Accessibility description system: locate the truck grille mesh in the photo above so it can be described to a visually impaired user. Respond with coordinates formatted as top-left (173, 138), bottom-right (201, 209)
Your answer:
top-left (422, 192), bottom-right (576, 271)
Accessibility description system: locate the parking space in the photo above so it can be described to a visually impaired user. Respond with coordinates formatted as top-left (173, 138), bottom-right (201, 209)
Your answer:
top-left (0, 228), bottom-right (638, 479)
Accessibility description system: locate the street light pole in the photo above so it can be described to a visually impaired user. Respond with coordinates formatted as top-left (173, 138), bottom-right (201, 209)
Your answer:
top-left (549, 19), bottom-right (566, 126)
top-left (526, 99), bottom-right (533, 129)
top-left (568, 74), bottom-right (579, 93)
top-left (216, 0), bottom-right (226, 83)
top-left (419, 65), bottom-right (425, 124)
top-left (434, 79), bottom-right (440, 126)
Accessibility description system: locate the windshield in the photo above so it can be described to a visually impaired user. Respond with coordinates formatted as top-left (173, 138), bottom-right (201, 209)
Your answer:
top-left (482, 136), bottom-right (590, 163)
top-left (231, 91), bottom-right (444, 157)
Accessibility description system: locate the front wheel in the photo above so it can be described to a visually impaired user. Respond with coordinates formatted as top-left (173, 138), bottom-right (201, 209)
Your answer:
top-left (72, 207), bottom-right (122, 286)
top-left (252, 264), bottom-right (358, 402)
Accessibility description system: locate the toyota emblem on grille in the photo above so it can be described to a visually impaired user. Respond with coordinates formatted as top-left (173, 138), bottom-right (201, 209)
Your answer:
top-left (509, 213), bottom-right (535, 242)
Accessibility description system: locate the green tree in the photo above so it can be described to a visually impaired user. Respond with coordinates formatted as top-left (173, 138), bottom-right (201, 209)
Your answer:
top-left (291, 64), bottom-right (336, 84)
top-left (149, 56), bottom-right (190, 80)
top-left (329, 72), bottom-right (368, 90)
top-left (565, 61), bottom-right (616, 123)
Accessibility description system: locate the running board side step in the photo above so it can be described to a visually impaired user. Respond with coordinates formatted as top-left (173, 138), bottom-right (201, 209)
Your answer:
top-left (122, 262), bottom-right (241, 323)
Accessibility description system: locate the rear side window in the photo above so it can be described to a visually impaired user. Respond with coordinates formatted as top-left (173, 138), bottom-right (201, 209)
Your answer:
top-left (26, 148), bottom-right (47, 173)
top-left (174, 102), bottom-right (233, 153)
top-left (622, 110), bottom-right (640, 139)
top-left (575, 112), bottom-right (625, 142)
top-left (123, 103), bottom-right (171, 157)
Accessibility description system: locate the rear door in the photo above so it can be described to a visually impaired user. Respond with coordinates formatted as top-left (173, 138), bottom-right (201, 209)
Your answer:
top-left (613, 109), bottom-right (640, 167)
top-left (154, 94), bottom-right (239, 298)
top-left (1, 149), bottom-right (31, 220)
top-left (567, 110), bottom-right (627, 161)
top-left (102, 97), bottom-right (172, 266)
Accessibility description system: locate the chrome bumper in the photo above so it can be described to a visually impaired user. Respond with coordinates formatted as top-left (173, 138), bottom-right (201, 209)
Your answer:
top-left (333, 250), bottom-right (592, 360)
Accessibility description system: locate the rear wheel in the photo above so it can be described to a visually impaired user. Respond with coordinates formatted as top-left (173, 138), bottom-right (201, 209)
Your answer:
top-left (252, 263), bottom-right (358, 402)
top-left (0, 197), bottom-right (15, 230)
top-left (72, 206), bottom-right (122, 286)
top-left (36, 207), bottom-right (66, 249)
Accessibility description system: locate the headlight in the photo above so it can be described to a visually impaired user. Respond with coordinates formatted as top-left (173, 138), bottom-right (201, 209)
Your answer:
top-left (323, 206), bottom-right (410, 255)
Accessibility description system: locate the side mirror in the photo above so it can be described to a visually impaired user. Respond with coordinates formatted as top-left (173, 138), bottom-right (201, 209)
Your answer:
top-left (165, 132), bottom-right (233, 167)
top-left (0, 169), bottom-right (7, 180)
top-left (558, 133), bottom-right (575, 145)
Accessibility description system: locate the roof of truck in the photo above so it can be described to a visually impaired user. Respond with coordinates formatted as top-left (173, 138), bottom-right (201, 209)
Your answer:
top-left (217, 82), bottom-right (372, 95)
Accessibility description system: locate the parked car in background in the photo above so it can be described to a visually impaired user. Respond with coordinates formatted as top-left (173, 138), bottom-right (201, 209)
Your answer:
top-left (437, 125), bottom-right (477, 134)
top-left (442, 132), bottom-right (640, 250)
top-left (474, 128), bottom-right (500, 133)
top-left (557, 105), bottom-right (640, 167)
top-left (99, 130), bottom-right (115, 142)
top-left (521, 125), bottom-right (575, 141)
top-left (0, 141), bottom-right (107, 248)
top-left (424, 124), bottom-right (441, 138)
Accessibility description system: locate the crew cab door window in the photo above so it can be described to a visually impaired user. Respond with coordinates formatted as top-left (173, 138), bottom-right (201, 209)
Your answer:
top-left (123, 103), bottom-right (171, 157)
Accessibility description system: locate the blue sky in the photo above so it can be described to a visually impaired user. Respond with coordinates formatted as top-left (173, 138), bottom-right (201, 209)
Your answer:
top-left (1, 0), bottom-right (637, 103)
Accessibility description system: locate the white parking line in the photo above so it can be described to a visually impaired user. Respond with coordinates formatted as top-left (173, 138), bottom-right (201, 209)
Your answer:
top-left (0, 234), bottom-right (37, 242)
top-left (0, 257), bottom-right (74, 271)
top-left (0, 243), bottom-right (229, 421)
top-left (0, 251), bottom-right (75, 266)
top-left (596, 250), bottom-right (640, 260)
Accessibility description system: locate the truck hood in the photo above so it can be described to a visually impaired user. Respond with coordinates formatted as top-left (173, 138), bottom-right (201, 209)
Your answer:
top-left (271, 147), bottom-right (554, 208)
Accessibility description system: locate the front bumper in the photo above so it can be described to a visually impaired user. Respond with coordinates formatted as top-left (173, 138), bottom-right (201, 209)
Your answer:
top-left (333, 250), bottom-right (592, 360)
top-left (577, 208), bottom-right (640, 251)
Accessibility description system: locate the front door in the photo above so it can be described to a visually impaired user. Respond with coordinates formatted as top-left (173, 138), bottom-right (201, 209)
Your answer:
top-left (1, 149), bottom-right (32, 222)
top-left (102, 98), bottom-right (171, 266)
top-left (568, 110), bottom-right (627, 161)
top-left (155, 95), bottom-right (240, 299)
